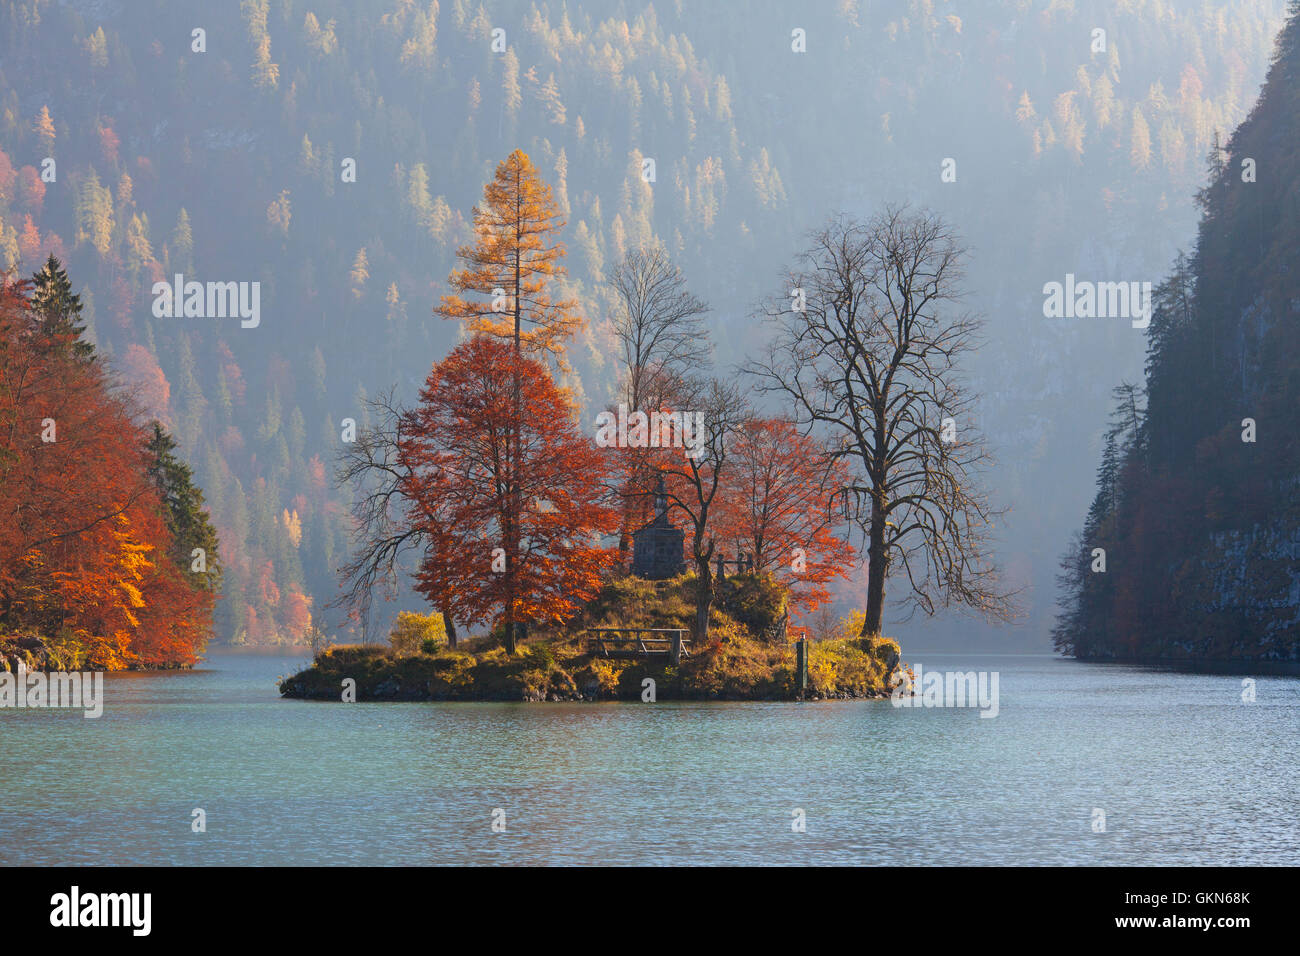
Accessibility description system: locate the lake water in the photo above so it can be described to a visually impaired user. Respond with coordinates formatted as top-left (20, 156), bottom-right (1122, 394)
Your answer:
top-left (1, 652), bottom-right (1296, 866)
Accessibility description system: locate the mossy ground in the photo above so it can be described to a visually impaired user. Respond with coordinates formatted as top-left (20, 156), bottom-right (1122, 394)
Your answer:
top-left (279, 573), bottom-right (902, 702)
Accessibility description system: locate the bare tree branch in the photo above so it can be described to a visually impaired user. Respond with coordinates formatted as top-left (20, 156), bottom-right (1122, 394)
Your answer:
top-left (608, 245), bottom-right (712, 413)
top-left (745, 205), bottom-right (1018, 636)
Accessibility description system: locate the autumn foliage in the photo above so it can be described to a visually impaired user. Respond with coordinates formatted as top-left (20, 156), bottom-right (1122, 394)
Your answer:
top-left (437, 149), bottom-right (583, 364)
top-left (398, 336), bottom-right (618, 652)
top-left (0, 273), bottom-right (217, 668)
top-left (343, 153), bottom-right (856, 651)
top-left (714, 417), bottom-right (855, 617)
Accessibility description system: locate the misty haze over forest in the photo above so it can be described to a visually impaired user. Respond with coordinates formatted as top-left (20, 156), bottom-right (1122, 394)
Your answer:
top-left (1, 0), bottom-right (1290, 652)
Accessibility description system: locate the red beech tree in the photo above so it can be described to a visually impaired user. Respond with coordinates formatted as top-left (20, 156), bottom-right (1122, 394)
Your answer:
top-left (0, 274), bottom-right (216, 669)
top-left (715, 417), bottom-right (856, 617)
top-left (390, 336), bottom-right (618, 653)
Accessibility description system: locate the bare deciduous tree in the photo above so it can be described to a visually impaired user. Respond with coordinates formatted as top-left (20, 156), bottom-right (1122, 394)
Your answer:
top-left (608, 245), bottom-right (712, 413)
top-left (747, 206), bottom-right (1015, 638)
top-left (655, 378), bottom-right (750, 642)
top-left (331, 390), bottom-right (460, 647)
top-left (607, 246), bottom-right (712, 556)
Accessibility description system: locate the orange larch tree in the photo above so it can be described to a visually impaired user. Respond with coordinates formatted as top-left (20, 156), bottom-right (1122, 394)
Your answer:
top-left (436, 149), bottom-right (583, 364)
top-left (429, 150), bottom-right (588, 652)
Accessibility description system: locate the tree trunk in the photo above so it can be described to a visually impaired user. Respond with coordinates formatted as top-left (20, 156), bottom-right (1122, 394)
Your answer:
top-left (694, 555), bottom-right (713, 642)
top-left (862, 504), bottom-right (887, 638)
top-left (441, 608), bottom-right (457, 649)
top-left (617, 459), bottom-right (648, 570)
top-left (617, 496), bottom-right (634, 568)
top-left (504, 184), bottom-right (523, 658)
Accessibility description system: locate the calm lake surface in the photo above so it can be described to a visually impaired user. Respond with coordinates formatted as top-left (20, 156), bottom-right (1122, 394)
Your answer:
top-left (1, 651), bottom-right (1296, 866)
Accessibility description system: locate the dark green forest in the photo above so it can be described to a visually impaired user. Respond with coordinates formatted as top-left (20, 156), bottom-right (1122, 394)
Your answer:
top-left (1054, 3), bottom-right (1300, 663)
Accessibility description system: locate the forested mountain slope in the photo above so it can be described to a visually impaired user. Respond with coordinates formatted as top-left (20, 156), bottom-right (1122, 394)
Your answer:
top-left (0, 0), bottom-right (1286, 646)
top-left (1055, 2), bottom-right (1300, 663)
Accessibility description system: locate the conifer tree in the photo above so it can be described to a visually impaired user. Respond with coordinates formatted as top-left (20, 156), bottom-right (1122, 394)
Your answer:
top-left (31, 254), bottom-right (94, 361)
top-left (436, 151), bottom-right (585, 650)
top-left (437, 150), bottom-right (582, 363)
top-left (146, 423), bottom-right (223, 592)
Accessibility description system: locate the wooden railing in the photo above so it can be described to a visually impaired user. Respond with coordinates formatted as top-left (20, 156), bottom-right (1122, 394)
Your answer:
top-left (586, 627), bottom-right (691, 663)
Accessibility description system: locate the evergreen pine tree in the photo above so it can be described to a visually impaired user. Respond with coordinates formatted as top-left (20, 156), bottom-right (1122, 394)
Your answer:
top-left (146, 422), bottom-right (223, 592)
top-left (30, 254), bottom-right (95, 361)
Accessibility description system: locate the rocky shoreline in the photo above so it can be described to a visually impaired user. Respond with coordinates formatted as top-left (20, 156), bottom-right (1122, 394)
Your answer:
top-left (278, 669), bottom-right (893, 703)
top-left (0, 634), bottom-right (63, 672)
top-left (278, 636), bottom-right (902, 703)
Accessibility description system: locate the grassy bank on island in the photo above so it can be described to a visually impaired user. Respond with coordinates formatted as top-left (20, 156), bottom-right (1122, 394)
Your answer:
top-left (278, 574), bottom-right (903, 702)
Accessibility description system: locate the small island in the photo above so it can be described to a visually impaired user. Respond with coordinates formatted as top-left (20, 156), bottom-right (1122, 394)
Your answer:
top-left (285, 155), bottom-right (1008, 703)
top-left (279, 571), bottom-right (901, 702)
